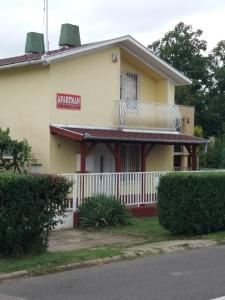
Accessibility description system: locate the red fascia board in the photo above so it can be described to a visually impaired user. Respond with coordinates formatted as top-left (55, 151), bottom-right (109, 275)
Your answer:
top-left (50, 126), bottom-right (84, 141)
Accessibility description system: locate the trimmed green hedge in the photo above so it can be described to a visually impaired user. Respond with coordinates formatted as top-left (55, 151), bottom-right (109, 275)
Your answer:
top-left (0, 173), bottom-right (72, 257)
top-left (157, 172), bottom-right (225, 234)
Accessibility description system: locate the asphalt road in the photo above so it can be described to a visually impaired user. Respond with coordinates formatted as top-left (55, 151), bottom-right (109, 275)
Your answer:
top-left (1, 246), bottom-right (225, 300)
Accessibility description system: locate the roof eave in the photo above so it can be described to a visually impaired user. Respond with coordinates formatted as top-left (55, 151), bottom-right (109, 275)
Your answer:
top-left (45, 35), bottom-right (192, 86)
top-left (84, 135), bottom-right (207, 145)
top-left (0, 58), bottom-right (43, 71)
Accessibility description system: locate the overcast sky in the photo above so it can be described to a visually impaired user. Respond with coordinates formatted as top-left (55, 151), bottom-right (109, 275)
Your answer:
top-left (0, 0), bottom-right (225, 58)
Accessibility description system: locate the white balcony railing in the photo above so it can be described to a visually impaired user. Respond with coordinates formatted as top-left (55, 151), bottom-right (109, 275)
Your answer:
top-left (114, 99), bottom-right (182, 131)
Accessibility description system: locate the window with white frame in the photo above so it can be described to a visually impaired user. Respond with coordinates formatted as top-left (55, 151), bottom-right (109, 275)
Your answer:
top-left (120, 144), bottom-right (141, 172)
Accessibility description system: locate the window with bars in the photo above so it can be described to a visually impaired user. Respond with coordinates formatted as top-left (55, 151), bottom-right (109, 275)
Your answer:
top-left (120, 144), bottom-right (141, 172)
top-left (120, 73), bottom-right (138, 110)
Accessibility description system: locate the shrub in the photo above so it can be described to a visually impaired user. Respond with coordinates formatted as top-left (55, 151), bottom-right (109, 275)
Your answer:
top-left (79, 194), bottom-right (132, 228)
top-left (0, 173), bottom-right (72, 257)
top-left (157, 172), bottom-right (225, 235)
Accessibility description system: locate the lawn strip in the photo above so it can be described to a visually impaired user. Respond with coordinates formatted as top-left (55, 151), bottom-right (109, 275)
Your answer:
top-left (0, 246), bottom-right (122, 274)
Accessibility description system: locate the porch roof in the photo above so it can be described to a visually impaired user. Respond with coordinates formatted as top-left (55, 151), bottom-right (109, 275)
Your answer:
top-left (50, 125), bottom-right (208, 145)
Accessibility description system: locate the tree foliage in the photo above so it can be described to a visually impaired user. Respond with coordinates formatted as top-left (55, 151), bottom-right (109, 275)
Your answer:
top-left (0, 128), bottom-right (33, 173)
top-left (149, 22), bottom-right (225, 137)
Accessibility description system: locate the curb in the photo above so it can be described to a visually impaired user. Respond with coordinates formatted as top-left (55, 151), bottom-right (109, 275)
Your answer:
top-left (0, 240), bottom-right (219, 282)
top-left (0, 270), bottom-right (28, 282)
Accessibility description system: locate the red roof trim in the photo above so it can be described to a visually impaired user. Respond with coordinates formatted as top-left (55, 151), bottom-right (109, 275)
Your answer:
top-left (0, 45), bottom-right (83, 67)
top-left (50, 125), bottom-right (207, 145)
top-left (50, 126), bottom-right (84, 141)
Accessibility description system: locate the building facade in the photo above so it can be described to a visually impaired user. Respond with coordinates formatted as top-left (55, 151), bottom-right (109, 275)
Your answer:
top-left (0, 25), bottom-right (206, 174)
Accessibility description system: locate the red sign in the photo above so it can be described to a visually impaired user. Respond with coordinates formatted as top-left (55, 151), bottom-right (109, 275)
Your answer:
top-left (56, 93), bottom-right (81, 110)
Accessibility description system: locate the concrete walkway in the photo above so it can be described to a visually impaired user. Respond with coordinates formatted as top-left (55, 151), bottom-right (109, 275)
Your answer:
top-left (48, 229), bottom-right (144, 251)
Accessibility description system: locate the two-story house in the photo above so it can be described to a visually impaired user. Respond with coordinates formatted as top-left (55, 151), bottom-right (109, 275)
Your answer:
top-left (0, 24), bottom-right (206, 176)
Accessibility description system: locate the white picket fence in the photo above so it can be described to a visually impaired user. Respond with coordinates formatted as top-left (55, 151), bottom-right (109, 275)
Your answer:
top-left (61, 169), bottom-right (224, 211)
top-left (54, 169), bottom-right (224, 229)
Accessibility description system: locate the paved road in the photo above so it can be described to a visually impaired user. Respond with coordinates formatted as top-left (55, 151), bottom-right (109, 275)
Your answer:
top-left (1, 246), bottom-right (225, 300)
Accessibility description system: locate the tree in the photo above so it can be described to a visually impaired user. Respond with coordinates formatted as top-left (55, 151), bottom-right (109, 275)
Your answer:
top-left (148, 22), bottom-right (212, 136)
top-left (0, 128), bottom-right (33, 173)
top-left (200, 135), bottom-right (225, 169)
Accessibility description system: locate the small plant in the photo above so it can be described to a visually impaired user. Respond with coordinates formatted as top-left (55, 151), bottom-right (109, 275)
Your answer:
top-left (79, 194), bottom-right (132, 228)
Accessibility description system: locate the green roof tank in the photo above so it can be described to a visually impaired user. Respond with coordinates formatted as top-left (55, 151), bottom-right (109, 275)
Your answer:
top-left (25, 32), bottom-right (45, 53)
top-left (59, 24), bottom-right (81, 47)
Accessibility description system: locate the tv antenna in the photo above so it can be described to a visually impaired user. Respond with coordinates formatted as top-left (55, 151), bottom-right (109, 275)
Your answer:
top-left (44, 0), bottom-right (49, 53)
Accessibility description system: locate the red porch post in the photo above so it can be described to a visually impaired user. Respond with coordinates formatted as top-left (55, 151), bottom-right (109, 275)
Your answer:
top-left (80, 142), bottom-right (86, 173)
top-left (141, 144), bottom-right (146, 172)
top-left (115, 143), bottom-right (121, 172)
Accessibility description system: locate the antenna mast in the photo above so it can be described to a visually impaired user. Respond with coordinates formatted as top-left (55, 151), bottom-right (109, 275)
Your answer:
top-left (44, 0), bottom-right (49, 53)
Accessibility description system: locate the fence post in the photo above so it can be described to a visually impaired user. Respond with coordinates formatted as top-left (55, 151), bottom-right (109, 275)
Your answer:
top-left (72, 174), bottom-right (77, 212)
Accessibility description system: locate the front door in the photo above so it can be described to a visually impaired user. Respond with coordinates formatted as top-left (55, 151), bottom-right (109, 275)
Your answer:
top-left (94, 144), bottom-right (114, 173)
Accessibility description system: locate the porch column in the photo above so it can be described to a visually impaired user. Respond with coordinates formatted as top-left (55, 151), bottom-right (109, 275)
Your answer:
top-left (80, 142), bottom-right (86, 173)
top-left (115, 144), bottom-right (121, 172)
top-left (192, 145), bottom-right (197, 170)
top-left (141, 144), bottom-right (146, 172)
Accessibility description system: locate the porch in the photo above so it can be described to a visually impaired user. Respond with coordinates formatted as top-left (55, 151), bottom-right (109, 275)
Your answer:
top-left (50, 125), bottom-right (207, 174)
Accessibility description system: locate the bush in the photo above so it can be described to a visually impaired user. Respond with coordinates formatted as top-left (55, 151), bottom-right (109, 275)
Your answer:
top-left (157, 172), bottom-right (225, 235)
top-left (79, 194), bottom-right (132, 228)
top-left (0, 173), bottom-right (72, 257)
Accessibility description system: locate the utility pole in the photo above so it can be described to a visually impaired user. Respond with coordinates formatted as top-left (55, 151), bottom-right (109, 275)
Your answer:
top-left (44, 0), bottom-right (49, 53)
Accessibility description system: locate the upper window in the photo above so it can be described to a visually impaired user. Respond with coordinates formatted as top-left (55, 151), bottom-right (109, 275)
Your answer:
top-left (120, 73), bottom-right (138, 100)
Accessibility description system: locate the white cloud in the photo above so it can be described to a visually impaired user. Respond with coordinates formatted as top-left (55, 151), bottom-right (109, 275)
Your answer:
top-left (0, 0), bottom-right (224, 58)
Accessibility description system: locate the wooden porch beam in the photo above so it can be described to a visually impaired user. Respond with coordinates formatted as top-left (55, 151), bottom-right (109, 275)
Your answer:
top-left (144, 144), bottom-right (155, 158)
top-left (105, 143), bottom-right (118, 159)
top-left (115, 144), bottom-right (121, 172)
top-left (85, 142), bottom-right (97, 156)
top-left (141, 144), bottom-right (155, 172)
top-left (80, 142), bottom-right (86, 173)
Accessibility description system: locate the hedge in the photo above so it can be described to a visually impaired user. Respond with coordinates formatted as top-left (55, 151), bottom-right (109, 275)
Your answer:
top-left (157, 172), bottom-right (225, 235)
top-left (0, 173), bottom-right (72, 257)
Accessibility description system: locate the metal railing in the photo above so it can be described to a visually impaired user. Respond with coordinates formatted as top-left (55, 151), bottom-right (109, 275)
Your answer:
top-left (114, 99), bottom-right (182, 131)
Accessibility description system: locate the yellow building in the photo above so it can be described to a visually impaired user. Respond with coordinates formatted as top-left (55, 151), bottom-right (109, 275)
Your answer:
top-left (0, 24), bottom-right (206, 175)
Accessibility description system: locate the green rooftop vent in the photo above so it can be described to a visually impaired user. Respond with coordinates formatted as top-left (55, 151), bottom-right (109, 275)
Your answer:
top-left (25, 32), bottom-right (45, 53)
top-left (59, 24), bottom-right (81, 47)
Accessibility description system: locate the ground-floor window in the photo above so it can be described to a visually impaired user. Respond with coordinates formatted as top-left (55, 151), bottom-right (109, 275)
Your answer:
top-left (120, 144), bottom-right (141, 172)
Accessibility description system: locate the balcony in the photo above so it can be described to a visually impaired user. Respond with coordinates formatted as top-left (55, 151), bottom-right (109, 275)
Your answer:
top-left (114, 99), bottom-right (182, 131)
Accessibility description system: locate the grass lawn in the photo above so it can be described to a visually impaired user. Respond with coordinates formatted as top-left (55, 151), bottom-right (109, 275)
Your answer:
top-left (0, 247), bottom-right (122, 275)
top-left (102, 217), bottom-right (225, 243)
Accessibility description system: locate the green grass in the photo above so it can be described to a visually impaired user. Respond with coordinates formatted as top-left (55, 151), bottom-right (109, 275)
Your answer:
top-left (102, 217), bottom-right (225, 243)
top-left (0, 247), bottom-right (122, 274)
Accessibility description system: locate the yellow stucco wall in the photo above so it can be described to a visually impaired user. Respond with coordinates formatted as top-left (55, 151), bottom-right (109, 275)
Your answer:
top-left (121, 49), bottom-right (175, 105)
top-left (0, 65), bottom-right (50, 172)
top-left (179, 105), bottom-right (195, 135)
top-left (50, 135), bottom-right (80, 173)
top-left (49, 47), bottom-right (120, 127)
top-left (146, 145), bottom-right (174, 171)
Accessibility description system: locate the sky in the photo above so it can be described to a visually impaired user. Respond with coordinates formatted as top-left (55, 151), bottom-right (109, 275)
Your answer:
top-left (0, 0), bottom-right (225, 58)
